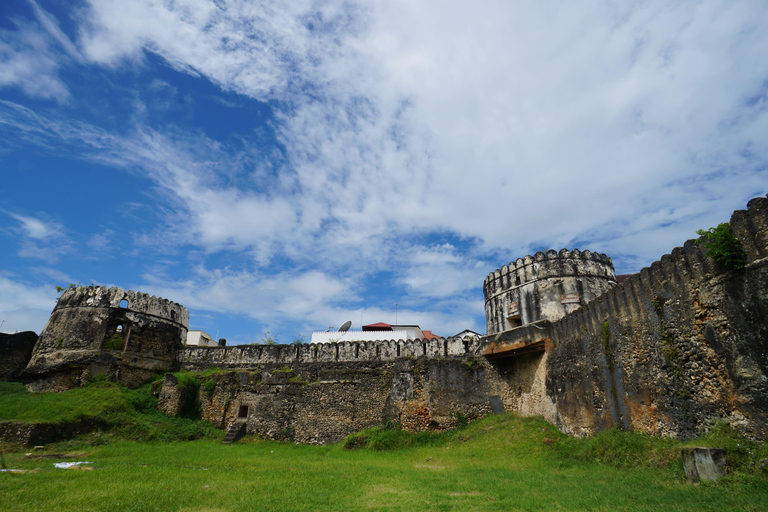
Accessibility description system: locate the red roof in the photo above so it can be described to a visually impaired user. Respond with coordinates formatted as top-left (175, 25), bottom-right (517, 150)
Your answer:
top-left (362, 322), bottom-right (393, 331)
top-left (422, 330), bottom-right (439, 340)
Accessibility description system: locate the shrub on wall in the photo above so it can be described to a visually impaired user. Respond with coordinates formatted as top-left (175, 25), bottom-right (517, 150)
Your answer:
top-left (696, 223), bottom-right (746, 270)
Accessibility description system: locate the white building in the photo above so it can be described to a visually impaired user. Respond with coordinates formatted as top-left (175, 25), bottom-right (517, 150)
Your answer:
top-left (310, 322), bottom-right (439, 343)
top-left (453, 329), bottom-right (482, 340)
top-left (185, 330), bottom-right (218, 347)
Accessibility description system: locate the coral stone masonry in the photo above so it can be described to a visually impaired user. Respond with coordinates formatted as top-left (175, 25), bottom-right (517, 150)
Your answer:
top-left (22, 286), bottom-right (188, 390)
top-left (484, 249), bottom-right (617, 334)
top-left (12, 194), bottom-right (768, 445)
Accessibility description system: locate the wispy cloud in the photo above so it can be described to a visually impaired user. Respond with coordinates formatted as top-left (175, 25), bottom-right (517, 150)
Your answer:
top-left (5, 212), bottom-right (70, 263)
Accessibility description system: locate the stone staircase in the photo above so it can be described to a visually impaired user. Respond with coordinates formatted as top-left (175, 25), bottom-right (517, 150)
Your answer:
top-left (222, 420), bottom-right (247, 444)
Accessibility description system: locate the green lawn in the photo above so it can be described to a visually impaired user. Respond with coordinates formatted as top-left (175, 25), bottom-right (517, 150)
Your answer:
top-left (2, 412), bottom-right (767, 512)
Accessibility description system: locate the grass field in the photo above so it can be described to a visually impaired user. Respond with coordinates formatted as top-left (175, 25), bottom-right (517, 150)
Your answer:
top-left (1, 381), bottom-right (767, 511)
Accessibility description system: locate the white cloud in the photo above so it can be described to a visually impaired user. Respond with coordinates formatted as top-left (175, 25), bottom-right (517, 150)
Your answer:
top-left (0, 24), bottom-right (69, 101)
top-left (397, 244), bottom-right (486, 299)
top-left (0, 275), bottom-right (57, 334)
top-left (11, 213), bottom-right (61, 240)
top-left (0, 1), bottom-right (84, 102)
top-left (5, 212), bottom-right (70, 263)
top-left (5, 0), bottom-right (762, 272)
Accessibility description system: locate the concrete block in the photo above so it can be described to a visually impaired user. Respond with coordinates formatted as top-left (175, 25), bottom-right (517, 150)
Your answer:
top-left (681, 447), bottom-right (727, 483)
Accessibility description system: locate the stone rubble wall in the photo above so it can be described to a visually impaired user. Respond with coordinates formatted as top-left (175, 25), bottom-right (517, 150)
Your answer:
top-left (23, 286), bottom-right (188, 390)
top-left (486, 195), bottom-right (768, 440)
top-left (161, 355), bottom-right (490, 444)
top-left (0, 419), bottom-right (99, 446)
top-left (0, 331), bottom-right (38, 381)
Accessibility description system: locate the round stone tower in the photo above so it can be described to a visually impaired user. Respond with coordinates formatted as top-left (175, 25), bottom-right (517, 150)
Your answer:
top-left (24, 286), bottom-right (188, 390)
top-left (483, 249), bottom-right (616, 335)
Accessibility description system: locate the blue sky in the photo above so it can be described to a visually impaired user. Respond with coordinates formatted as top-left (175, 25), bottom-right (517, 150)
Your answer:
top-left (1, 0), bottom-right (767, 344)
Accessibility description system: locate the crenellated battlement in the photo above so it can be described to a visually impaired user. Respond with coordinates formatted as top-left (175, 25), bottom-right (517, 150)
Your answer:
top-left (483, 248), bottom-right (616, 334)
top-left (177, 336), bottom-right (483, 370)
top-left (54, 286), bottom-right (188, 327)
top-left (24, 286), bottom-right (189, 389)
top-left (483, 249), bottom-right (615, 298)
top-left (481, 194), bottom-right (768, 440)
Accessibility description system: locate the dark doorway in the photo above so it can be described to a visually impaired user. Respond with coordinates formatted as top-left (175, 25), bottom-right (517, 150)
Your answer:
top-left (238, 405), bottom-right (249, 419)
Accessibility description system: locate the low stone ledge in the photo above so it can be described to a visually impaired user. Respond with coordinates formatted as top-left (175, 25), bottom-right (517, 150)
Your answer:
top-left (681, 447), bottom-right (727, 483)
top-left (0, 419), bottom-right (100, 447)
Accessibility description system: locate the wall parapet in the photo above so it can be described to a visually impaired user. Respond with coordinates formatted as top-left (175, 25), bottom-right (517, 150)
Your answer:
top-left (177, 336), bottom-right (482, 369)
top-left (546, 194), bottom-right (768, 347)
top-left (527, 194), bottom-right (768, 439)
top-left (54, 286), bottom-right (188, 328)
top-left (483, 248), bottom-right (615, 299)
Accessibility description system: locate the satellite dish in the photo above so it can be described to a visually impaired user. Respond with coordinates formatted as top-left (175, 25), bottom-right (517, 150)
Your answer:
top-left (338, 320), bottom-right (352, 332)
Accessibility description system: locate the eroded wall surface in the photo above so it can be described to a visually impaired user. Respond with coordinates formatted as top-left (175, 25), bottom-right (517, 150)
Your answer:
top-left (483, 250), bottom-right (617, 333)
top-left (161, 356), bottom-right (489, 444)
top-left (481, 195), bottom-right (768, 440)
top-left (0, 331), bottom-right (38, 381)
top-left (23, 286), bottom-right (188, 389)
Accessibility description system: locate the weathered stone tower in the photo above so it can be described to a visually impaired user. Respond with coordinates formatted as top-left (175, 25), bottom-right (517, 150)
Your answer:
top-left (483, 249), bottom-right (616, 334)
top-left (23, 286), bottom-right (188, 390)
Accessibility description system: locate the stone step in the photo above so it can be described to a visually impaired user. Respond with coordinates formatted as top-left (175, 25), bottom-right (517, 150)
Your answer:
top-left (222, 421), bottom-right (246, 444)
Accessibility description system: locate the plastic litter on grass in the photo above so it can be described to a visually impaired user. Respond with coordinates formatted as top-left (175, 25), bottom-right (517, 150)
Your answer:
top-left (54, 461), bottom-right (94, 469)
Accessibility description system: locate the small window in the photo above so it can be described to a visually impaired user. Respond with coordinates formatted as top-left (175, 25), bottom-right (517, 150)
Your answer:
top-left (116, 325), bottom-right (123, 333)
top-left (119, 299), bottom-right (128, 309)
top-left (507, 313), bottom-right (522, 329)
top-left (238, 405), bottom-right (249, 418)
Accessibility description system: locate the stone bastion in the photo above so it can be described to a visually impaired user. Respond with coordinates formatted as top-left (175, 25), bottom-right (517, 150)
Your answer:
top-left (22, 286), bottom-right (188, 389)
top-left (483, 248), bottom-right (617, 334)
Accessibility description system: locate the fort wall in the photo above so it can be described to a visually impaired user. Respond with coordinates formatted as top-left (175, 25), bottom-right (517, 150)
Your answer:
top-left (13, 196), bottom-right (768, 445)
top-left (23, 286), bottom-right (188, 389)
top-left (177, 336), bottom-right (481, 370)
top-left (0, 332), bottom-right (38, 381)
top-left (482, 195), bottom-right (768, 440)
top-left (162, 356), bottom-right (490, 444)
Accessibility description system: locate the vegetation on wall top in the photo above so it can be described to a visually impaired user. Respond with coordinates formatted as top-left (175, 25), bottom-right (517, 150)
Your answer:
top-left (696, 223), bottom-right (746, 270)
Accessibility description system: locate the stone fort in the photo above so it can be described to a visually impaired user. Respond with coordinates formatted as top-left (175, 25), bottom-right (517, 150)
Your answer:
top-left (4, 195), bottom-right (768, 445)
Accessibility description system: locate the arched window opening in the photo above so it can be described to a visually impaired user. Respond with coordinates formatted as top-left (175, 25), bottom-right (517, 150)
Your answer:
top-left (104, 323), bottom-right (127, 351)
top-left (119, 299), bottom-right (128, 309)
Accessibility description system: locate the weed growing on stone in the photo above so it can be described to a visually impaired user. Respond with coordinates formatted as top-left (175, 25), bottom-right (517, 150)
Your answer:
top-left (103, 332), bottom-right (124, 351)
top-left (342, 422), bottom-right (452, 451)
top-left (172, 372), bottom-right (202, 419)
top-left (462, 356), bottom-right (479, 371)
top-left (601, 320), bottom-right (613, 372)
top-left (204, 379), bottom-right (216, 397)
top-left (696, 223), bottom-right (746, 270)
